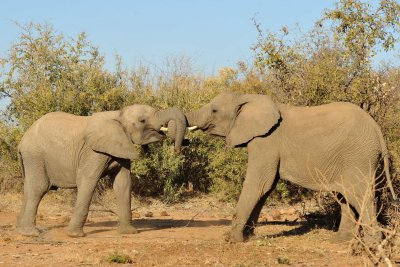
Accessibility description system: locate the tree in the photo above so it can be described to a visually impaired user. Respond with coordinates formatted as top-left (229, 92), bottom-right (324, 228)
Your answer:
top-left (0, 23), bottom-right (129, 130)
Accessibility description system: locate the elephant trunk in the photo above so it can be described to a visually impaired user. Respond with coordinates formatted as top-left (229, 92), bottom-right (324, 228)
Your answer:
top-left (185, 107), bottom-right (205, 128)
top-left (185, 111), bottom-right (196, 127)
top-left (152, 107), bottom-right (187, 152)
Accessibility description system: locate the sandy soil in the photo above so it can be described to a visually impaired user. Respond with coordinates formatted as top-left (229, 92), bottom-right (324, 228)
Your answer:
top-left (0, 191), bottom-right (391, 266)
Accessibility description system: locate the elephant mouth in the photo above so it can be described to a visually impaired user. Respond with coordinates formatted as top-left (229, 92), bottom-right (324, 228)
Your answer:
top-left (153, 129), bottom-right (167, 139)
top-left (203, 123), bottom-right (225, 136)
top-left (203, 123), bottom-right (215, 133)
top-left (141, 129), bottom-right (167, 145)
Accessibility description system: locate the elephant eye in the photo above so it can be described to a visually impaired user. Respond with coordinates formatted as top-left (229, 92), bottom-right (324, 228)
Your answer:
top-left (212, 108), bottom-right (218, 113)
top-left (139, 119), bottom-right (146, 123)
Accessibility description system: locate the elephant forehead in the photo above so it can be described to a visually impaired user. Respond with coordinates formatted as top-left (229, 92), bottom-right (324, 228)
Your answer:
top-left (123, 105), bottom-right (155, 117)
top-left (213, 92), bottom-right (236, 103)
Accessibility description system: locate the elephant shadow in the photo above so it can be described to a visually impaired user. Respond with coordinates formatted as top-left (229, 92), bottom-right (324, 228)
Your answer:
top-left (83, 218), bottom-right (232, 235)
top-left (44, 210), bottom-right (338, 238)
top-left (256, 213), bottom-right (339, 239)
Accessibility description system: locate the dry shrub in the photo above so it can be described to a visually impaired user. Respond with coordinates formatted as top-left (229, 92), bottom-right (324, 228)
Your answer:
top-left (311, 167), bottom-right (400, 265)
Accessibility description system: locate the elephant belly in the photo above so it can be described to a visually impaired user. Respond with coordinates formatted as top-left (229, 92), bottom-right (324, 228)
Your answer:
top-left (46, 166), bottom-right (77, 188)
top-left (44, 154), bottom-right (78, 188)
top-left (280, 170), bottom-right (329, 191)
top-left (279, 157), bottom-right (339, 191)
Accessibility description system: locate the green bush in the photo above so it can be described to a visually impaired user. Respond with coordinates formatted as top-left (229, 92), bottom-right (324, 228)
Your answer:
top-left (106, 251), bottom-right (133, 264)
top-left (207, 139), bottom-right (247, 201)
top-left (131, 141), bottom-right (186, 203)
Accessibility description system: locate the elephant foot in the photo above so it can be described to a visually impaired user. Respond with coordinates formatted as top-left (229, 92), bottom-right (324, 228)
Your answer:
top-left (66, 227), bottom-right (85, 238)
top-left (117, 224), bottom-right (138, 235)
top-left (224, 230), bottom-right (246, 243)
top-left (330, 231), bottom-right (353, 244)
top-left (17, 226), bottom-right (41, 237)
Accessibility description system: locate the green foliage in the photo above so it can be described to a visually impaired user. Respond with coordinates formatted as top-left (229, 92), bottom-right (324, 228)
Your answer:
top-left (255, 237), bottom-right (273, 247)
top-left (0, 121), bottom-right (22, 192)
top-left (207, 138), bottom-right (247, 201)
top-left (106, 251), bottom-right (133, 264)
top-left (131, 141), bottom-right (186, 203)
top-left (274, 181), bottom-right (289, 200)
top-left (1, 23), bottom-right (130, 131)
top-left (324, 0), bottom-right (400, 60)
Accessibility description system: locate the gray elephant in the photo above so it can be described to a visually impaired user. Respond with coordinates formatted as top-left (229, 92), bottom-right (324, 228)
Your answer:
top-left (186, 92), bottom-right (397, 243)
top-left (17, 105), bottom-right (186, 237)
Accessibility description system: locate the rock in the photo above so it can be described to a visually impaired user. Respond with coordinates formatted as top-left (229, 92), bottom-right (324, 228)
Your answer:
top-left (160, 211), bottom-right (169, 216)
top-left (144, 211), bottom-right (153, 217)
top-left (270, 210), bottom-right (282, 220)
top-left (132, 212), bottom-right (140, 218)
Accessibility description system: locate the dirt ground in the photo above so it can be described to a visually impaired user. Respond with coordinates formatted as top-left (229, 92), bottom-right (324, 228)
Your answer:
top-left (0, 191), bottom-right (395, 266)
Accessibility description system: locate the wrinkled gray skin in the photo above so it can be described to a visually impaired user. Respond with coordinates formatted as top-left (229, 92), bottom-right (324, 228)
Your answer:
top-left (17, 105), bottom-right (186, 237)
top-left (186, 92), bottom-right (397, 243)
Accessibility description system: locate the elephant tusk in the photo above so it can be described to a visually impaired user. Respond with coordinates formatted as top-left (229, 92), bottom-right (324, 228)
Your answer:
top-left (187, 126), bottom-right (198, 131)
top-left (161, 125), bottom-right (197, 133)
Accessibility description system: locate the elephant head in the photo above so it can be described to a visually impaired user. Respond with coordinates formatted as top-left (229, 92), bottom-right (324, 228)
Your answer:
top-left (186, 92), bottom-right (281, 147)
top-left (84, 105), bottom-right (187, 159)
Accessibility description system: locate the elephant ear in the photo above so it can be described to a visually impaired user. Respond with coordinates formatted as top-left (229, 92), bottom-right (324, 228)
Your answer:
top-left (226, 94), bottom-right (281, 147)
top-left (84, 117), bottom-right (138, 160)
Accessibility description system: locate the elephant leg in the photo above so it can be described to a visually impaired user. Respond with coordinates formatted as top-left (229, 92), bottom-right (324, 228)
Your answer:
top-left (67, 154), bottom-right (108, 237)
top-left (243, 180), bottom-right (278, 237)
top-left (66, 177), bottom-right (99, 237)
top-left (337, 176), bottom-right (380, 244)
top-left (226, 152), bottom-right (279, 243)
top-left (331, 201), bottom-right (357, 243)
top-left (17, 156), bottom-right (49, 236)
top-left (113, 165), bottom-right (137, 234)
top-left (348, 193), bottom-right (380, 244)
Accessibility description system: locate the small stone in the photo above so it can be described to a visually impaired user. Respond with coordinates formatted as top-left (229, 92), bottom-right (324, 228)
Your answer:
top-left (270, 210), bottom-right (282, 220)
top-left (144, 211), bottom-right (153, 217)
top-left (132, 212), bottom-right (140, 218)
top-left (160, 211), bottom-right (169, 216)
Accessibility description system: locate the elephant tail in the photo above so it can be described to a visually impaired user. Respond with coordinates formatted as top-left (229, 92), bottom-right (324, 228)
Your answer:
top-left (379, 135), bottom-right (397, 201)
top-left (383, 154), bottom-right (397, 201)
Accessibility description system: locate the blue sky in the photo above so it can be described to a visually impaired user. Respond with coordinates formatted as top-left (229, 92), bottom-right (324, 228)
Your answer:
top-left (1, 0), bottom-right (337, 73)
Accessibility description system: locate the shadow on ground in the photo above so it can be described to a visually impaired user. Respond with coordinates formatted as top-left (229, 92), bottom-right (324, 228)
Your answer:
top-left (256, 211), bottom-right (339, 238)
top-left (39, 210), bottom-right (339, 238)
top-left (87, 218), bottom-right (230, 229)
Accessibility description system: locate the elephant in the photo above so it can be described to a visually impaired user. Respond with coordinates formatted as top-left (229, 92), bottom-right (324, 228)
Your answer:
top-left (186, 92), bottom-right (397, 243)
top-left (17, 105), bottom-right (187, 237)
